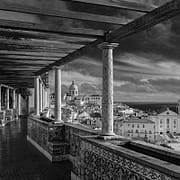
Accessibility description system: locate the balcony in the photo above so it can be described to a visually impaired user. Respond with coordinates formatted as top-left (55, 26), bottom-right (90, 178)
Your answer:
top-left (27, 116), bottom-right (180, 180)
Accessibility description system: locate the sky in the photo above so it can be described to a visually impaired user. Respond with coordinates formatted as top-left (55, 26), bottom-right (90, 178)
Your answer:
top-left (49, 1), bottom-right (180, 103)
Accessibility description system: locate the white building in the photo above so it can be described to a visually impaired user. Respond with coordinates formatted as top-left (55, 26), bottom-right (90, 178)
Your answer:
top-left (149, 108), bottom-right (180, 136)
top-left (84, 95), bottom-right (102, 106)
top-left (114, 118), bottom-right (155, 142)
top-left (74, 95), bottom-right (85, 106)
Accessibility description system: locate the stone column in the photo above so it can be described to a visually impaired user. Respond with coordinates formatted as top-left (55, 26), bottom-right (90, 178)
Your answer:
top-left (18, 93), bottom-right (21, 115)
top-left (47, 88), bottom-right (50, 109)
top-left (12, 89), bottom-right (16, 109)
top-left (0, 85), bottom-right (1, 111)
top-left (27, 96), bottom-right (30, 115)
top-left (39, 81), bottom-right (43, 113)
top-left (54, 67), bottom-right (63, 122)
top-left (42, 85), bottom-right (45, 110)
top-left (34, 76), bottom-right (40, 116)
top-left (6, 87), bottom-right (9, 110)
top-left (98, 42), bottom-right (118, 136)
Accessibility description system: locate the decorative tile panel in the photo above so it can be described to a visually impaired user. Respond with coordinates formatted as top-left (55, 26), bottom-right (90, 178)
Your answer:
top-left (79, 139), bottom-right (177, 180)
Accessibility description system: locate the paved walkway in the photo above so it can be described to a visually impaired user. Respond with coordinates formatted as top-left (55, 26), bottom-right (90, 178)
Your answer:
top-left (0, 117), bottom-right (72, 180)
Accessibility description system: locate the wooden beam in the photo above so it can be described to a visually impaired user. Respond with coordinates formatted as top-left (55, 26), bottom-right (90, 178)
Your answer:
top-left (0, 71), bottom-right (34, 75)
top-left (0, 19), bottom-right (104, 38)
top-left (0, 61), bottom-right (52, 66)
top-left (0, 3), bottom-right (131, 25)
top-left (0, 55), bottom-right (59, 61)
top-left (36, 0), bottom-right (180, 75)
top-left (0, 44), bottom-right (76, 54)
top-left (0, 81), bottom-right (34, 88)
top-left (0, 39), bottom-right (84, 49)
top-left (0, 28), bottom-right (96, 43)
top-left (106, 0), bottom-right (180, 42)
top-left (0, 50), bottom-right (67, 58)
top-left (68, 0), bottom-right (154, 13)
top-left (0, 67), bottom-right (41, 70)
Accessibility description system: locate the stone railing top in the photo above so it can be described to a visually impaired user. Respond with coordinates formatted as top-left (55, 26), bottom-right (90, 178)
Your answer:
top-left (65, 122), bottom-right (100, 135)
top-left (131, 140), bottom-right (180, 159)
top-left (81, 136), bottom-right (180, 179)
top-left (29, 115), bottom-right (50, 126)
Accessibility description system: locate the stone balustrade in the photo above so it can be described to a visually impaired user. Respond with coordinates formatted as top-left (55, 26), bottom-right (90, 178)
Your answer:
top-left (0, 109), bottom-right (17, 127)
top-left (27, 116), bottom-right (180, 180)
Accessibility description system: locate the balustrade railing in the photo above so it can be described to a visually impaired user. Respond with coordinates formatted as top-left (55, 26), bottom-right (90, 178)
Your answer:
top-left (27, 116), bottom-right (180, 180)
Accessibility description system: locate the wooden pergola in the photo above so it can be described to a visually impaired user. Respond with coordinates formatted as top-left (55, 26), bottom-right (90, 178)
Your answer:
top-left (0, 0), bottom-right (179, 88)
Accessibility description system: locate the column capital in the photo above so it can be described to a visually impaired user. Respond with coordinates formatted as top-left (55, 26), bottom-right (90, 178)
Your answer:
top-left (98, 42), bottom-right (119, 49)
top-left (52, 66), bottom-right (64, 70)
top-left (33, 75), bottom-right (40, 79)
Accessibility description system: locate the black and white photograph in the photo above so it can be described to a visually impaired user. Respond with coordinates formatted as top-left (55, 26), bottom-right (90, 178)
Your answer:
top-left (0, 0), bottom-right (180, 179)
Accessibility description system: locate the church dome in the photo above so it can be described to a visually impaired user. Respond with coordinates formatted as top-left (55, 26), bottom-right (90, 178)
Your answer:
top-left (69, 80), bottom-right (78, 98)
top-left (69, 80), bottom-right (78, 91)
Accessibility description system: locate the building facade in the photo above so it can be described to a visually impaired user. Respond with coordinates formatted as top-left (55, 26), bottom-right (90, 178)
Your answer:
top-left (149, 108), bottom-right (180, 136)
top-left (114, 118), bottom-right (155, 142)
top-left (84, 95), bottom-right (102, 106)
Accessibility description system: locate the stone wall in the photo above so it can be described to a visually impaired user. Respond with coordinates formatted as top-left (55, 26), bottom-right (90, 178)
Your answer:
top-left (79, 137), bottom-right (180, 180)
top-left (27, 116), bottom-right (180, 180)
top-left (27, 116), bottom-right (69, 161)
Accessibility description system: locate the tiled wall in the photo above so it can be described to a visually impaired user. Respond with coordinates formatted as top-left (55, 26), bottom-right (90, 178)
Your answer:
top-left (27, 116), bottom-right (180, 180)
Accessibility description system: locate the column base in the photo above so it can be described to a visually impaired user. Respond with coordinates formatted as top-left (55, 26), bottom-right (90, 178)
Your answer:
top-left (54, 120), bottom-right (64, 124)
top-left (98, 132), bottom-right (116, 140)
top-left (98, 134), bottom-right (127, 141)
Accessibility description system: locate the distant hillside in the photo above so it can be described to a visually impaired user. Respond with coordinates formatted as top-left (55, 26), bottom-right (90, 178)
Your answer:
top-left (123, 102), bottom-right (178, 114)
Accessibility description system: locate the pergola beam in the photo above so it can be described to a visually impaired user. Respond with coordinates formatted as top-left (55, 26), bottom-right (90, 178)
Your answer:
top-left (0, 50), bottom-right (67, 58)
top-left (0, 28), bottom-right (96, 43)
top-left (106, 0), bottom-right (180, 42)
top-left (0, 55), bottom-right (59, 61)
top-left (68, 0), bottom-right (154, 13)
top-left (36, 0), bottom-right (180, 75)
top-left (0, 39), bottom-right (84, 50)
top-left (0, 19), bottom-right (104, 39)
top-left (0, 3), bottom-right (131, 25)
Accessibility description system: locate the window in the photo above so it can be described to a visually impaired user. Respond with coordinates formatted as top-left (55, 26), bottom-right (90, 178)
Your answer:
top-left (149, 130), bottom-right (152, 134)
top-left (174, 120), bottom-right (176, 127)
top-left (160, 120), bottom-right (162, 124)
top-left (137, 124), bottom-right (139, 128)
top-left (167, 119), bottom-right (170, 128)
top-left (132, 124), bottom-right (134, 128)
top-left (143, 124), bottom-right (145, 128)
top-left (135, 130), bottom-right (139, 133)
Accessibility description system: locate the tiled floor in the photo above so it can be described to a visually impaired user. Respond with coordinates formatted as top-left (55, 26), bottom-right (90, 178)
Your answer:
top-left (0, 117), bottom-right (72, 180)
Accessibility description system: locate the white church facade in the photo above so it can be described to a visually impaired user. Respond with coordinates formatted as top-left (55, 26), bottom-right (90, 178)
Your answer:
top-left (149, 108), bottom-right (180, 136)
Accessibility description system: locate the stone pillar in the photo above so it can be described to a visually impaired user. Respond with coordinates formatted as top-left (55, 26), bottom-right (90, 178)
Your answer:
top-left (0, 85), bottom-right (1, 111)
top-left (98, 42), bottom-right (118, 136)
top-left (12, 89), bottom-right (16, 109)
top-left (18, 93), bottom-right (20, 115)
top-left (6, 87), bottom-right (9, 110)
top-left (39, 81), bottom-right (43, 113)
top-left (54, 67), bottom-right (63, 122)
top-left (34, 76), bottom-right (40, 116)
top-left (42, 85), bottom-right (45, 110)
top-left (27, 96), bottom-right (30, 115)
top-left (47, 88), bottom-right (50, 109)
